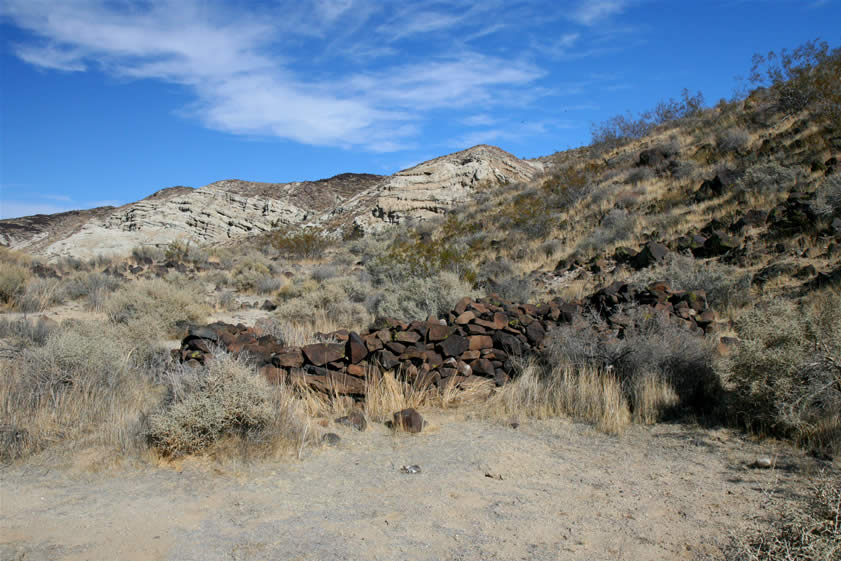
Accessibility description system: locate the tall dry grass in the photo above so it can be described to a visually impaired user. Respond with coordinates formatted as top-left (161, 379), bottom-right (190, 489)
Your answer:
top-left (487, 362), bottom-right (632, 434)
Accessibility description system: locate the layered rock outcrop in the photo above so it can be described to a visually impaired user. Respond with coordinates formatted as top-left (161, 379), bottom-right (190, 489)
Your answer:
top-left (1, 145), bottom-right (542, 260)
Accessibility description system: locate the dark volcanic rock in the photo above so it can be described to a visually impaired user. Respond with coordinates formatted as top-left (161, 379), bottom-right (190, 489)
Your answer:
top-left (393, 408), bottom-right (425, 433)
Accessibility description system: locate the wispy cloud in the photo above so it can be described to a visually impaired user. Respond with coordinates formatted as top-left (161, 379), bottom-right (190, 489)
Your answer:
top-left (2, 0), bottom-right (555, 151)
top-left (0, 201), bottom-right (74, 219)
top-left (2, 1), bottom-right (637, 153)
top-left (568, 1), bottom-right (629, 26)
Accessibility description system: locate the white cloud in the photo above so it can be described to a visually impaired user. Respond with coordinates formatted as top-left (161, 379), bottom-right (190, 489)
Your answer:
top-left (461, 114), bottom-right (497, 126)
top-left (569, 1), bottom-right (628, 25)
top-left (1, 0), bottom-right (548, 151)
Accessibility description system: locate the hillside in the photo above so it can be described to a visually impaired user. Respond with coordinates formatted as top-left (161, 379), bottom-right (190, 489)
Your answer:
top-left (0, 145), bottom-right (542, 260)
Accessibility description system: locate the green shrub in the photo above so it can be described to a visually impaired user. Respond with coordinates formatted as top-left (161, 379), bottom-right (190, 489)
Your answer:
top-left (231, 259), bottom-right (273, 292)
top-left (267, 228), bottom-right (331, 259)
top-left (726, 293), bottom-right (841, 452)
top-left (146, 353), bottom-right (274, 457)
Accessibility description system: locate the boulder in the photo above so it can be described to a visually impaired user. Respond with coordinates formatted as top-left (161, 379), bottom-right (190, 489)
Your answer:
top-left (302, 343), bottom-right (346, 366)
top-left (335, 411), bottom-right (367, 431)
top-left (633, 241), bottom-right (670, 269)
top-left (272, 348), bottom-right (304, 368)
top-left (437, 334), bottom-right (469, 358)
top-left (392, 408), bottom-right (425, 433)
top-left (346, 332), bottom-right (368, 364)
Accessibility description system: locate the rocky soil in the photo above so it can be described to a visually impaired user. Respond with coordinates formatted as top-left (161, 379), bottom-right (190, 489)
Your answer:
top-left (2, 412), bottom-right (831, 561)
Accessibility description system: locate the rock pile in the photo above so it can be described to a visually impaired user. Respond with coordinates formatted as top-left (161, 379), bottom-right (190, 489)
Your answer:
top-left (177, 282), bottom-right (720, 398)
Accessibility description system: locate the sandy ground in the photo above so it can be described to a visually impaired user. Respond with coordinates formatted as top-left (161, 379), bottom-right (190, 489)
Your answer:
top-left (2, 411), bottom-right (835, 561)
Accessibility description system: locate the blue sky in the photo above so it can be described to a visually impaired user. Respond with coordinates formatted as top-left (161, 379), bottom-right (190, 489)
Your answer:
top-left (0, 1), bottom-right (839, 219)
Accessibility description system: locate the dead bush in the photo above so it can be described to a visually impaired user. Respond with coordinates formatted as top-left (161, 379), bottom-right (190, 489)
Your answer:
top-left (720, 471), bottom-right (840, 561)
top-left (726, 292), bottom-right (841, 453)
top-left (812, 174), bottom-right (841, 218)
top-left (716, 128), bottom-right (751, 153)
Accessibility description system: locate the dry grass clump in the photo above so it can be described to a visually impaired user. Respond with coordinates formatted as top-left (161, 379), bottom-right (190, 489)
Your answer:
top-left (487, 362), bottom-right (630, 435)
top-left (545, 306), bottom-right (722, 417)
top-left (719, 471), bottom-right (840, 561)
top-left (106, 277), bottom-right (209, 335)
top-left (725, 291), bottom-right (841, 453)
top-left (0, 319), bottom-right (165, 462)
top-left (367, 271), bottom-right (475, 322)
top-left (0, 259), bottom-right (31, 308)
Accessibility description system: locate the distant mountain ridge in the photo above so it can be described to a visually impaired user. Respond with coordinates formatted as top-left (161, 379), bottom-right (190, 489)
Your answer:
top-left (0, 145), bottom-right (542, 260)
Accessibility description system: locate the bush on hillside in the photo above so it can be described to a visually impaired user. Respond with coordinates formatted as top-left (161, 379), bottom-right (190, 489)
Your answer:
top-left (737, 162), bottom-right (799, 195)
top-left (0, 264), bottom-right (30, 306)
top-left (716, 128), bottom-right (751, 153)
top-left (268, 228), bottom-right (331, 260)
top-left (576, 209), bottom-right (637, 256)
top-left (726, 293), bottom-right (841, 453)
top-left (631, 253), bottom-right (753, 309)
top-left (812, 174), bottom-right (841, 218)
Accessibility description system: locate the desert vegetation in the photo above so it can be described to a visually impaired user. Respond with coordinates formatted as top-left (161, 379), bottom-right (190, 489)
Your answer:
top-left (1, 38), bottom-right (840, 560)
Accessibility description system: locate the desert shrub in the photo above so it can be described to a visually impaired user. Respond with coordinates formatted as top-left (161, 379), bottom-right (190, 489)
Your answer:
top-left (0, 264), bottom-right (30, 305)
top-left (267, 228), bottom-right (332, 260)
top-left (17, 277), bottom-right (64, 313)
top-left (738, 162), bottom-right (799, 194)
top-left (164, 240), bottom-right (207, 265)
top-left (146, 352), bottom-right (274, 457)
top-left (231, 259), bottom-right (274, 292)
top-left (311, 264), bottom-right (340, 282)
top-left (367, 220), bottom-right (476, 284)
top-left (811, 174), bottom-right (841, 218)
top-left (545, 305), bottom-right (721, 417)
top-left (750, 38), bottom-right (841, 120)
top-left (255, 276), bottom-right (284, 295)
top-left (539, 239), bottom-right (564, 258)
top-left (276, 277), bottom-right (372, 330)
top-left (726, 293), bottom-right (841, 452)
top-left (106, 278), bottom-right (209, 335)
top-left (626, 167), bottom-right (654, 185)
top-left (576, 209), bottom-right (637, 255)
top-left (721, 471), bottom-right (840, 561)
top-left (0, 319), bottom-right (166, 461)
top-left (716, 128), bottom-right (751, 153)
top-left (494, 188), bottom-right (556, 240)
top-left (541, 166), bottom-right (597, 208)
top-left (631, 253), bottom-right (753, 309)
top-left (131, 245), bottom-right (164, 263)
top-left (591, 88), bottom-right (704, 146)
top-left (369, 271), bottom-right (473, 322)
top-left (63, 271), bottom-right (122, 311)
top-left (669, 160), bottom-right (696, 180)
top-left (0, 317), bottom-right (54, 345)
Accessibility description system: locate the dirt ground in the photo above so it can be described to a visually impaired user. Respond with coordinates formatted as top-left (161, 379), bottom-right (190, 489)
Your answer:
top-left (1, 411), bottom-right (836, 561)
